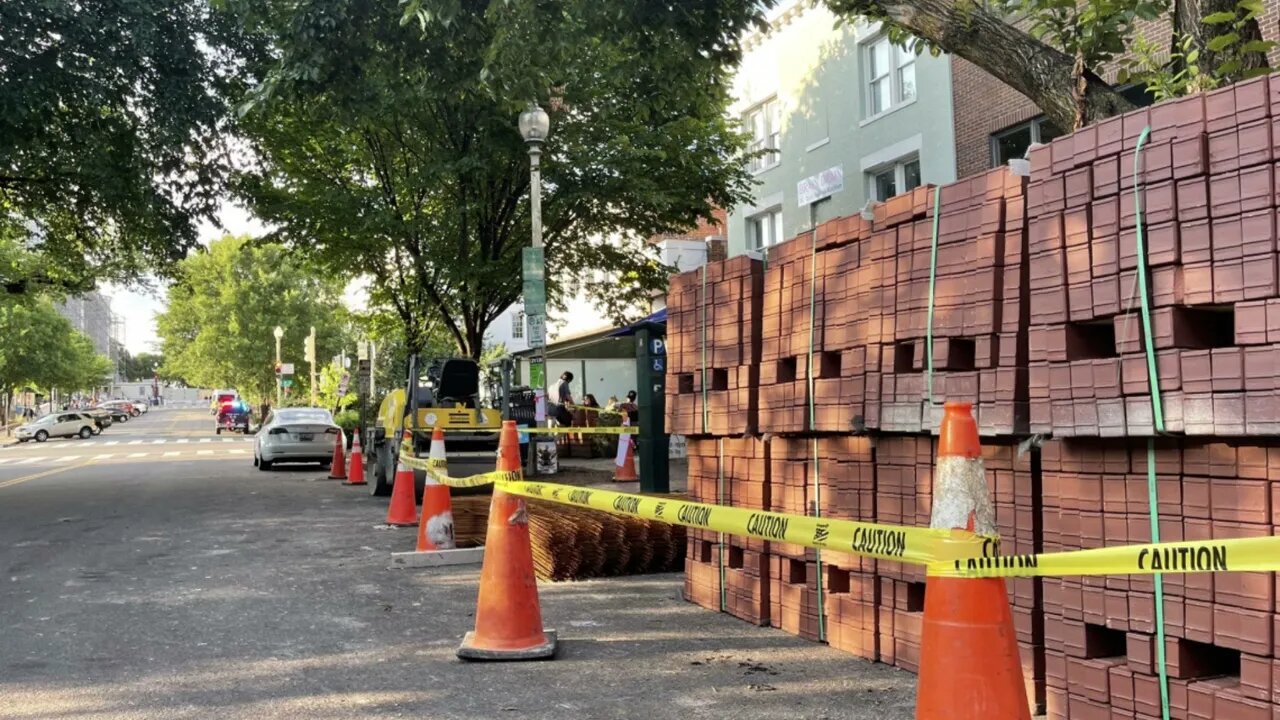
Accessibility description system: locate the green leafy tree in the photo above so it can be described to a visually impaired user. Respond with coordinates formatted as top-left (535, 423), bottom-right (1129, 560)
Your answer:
top-left (0, 298), bottom-right (111, 414)
top-left (118, 351), bottom-right (170, 383)
top-left (227, 0), bottom-right (758, 358)
top-left (156, 236), bottom-right (351, 405)
top-left (1, 1), bottom-right (253, 293)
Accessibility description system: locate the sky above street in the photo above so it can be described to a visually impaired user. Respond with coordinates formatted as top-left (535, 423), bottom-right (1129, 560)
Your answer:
top-left (106, 202), bottom-right (264, 354)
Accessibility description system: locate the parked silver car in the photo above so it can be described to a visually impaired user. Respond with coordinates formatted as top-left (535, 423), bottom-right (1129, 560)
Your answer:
top-left (253, 408), bottom-right (341, 470)
top-left (15, 412), bottom-right (97, 442)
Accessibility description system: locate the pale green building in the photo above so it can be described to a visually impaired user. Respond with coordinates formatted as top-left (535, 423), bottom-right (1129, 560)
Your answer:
top-left (727, 1), bottom-right (958, 256)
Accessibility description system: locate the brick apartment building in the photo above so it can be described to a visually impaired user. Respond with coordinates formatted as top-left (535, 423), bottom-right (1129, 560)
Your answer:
top-left (952, 4), bottom-right (1280, 179)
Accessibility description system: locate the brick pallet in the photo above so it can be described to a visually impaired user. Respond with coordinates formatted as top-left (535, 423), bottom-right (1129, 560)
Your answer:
top-left (1041, 438), bottom-right (1278, 720)
top-left (670, 75), bottom-right (1280, 719)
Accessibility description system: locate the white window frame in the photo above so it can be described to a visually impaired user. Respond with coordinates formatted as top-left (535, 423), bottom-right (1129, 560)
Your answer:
top-left (744, 97), bottom-right (781, 174)
top-left (866, 156), bottom-right (922, 201)
top-left (747, 208), bottom-right (784, 250)
top-left (512, 311), bottom-right (525, 340)
top-left (864, 35), bottom-right (917, 120)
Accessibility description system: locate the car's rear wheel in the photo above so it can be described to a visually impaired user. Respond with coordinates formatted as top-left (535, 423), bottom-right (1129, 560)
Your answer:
top-left (258, 457), bottom-right (273, 471)
top-left (118, 415), bottom-right (128, 423)
top-left (34, 430), bottom-right (48, 442)
top-left (78, 426), bottom-right (92, 439)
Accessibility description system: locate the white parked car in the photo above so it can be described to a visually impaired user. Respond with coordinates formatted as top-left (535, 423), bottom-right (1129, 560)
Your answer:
top-left (15, 413), bottom-right (97, 443)
top-left (254, 408), bottom-right (341, 471)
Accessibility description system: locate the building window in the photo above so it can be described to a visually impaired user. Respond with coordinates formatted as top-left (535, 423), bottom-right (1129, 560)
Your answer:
top-left (867, 157), bottom-right (922, 201)
top-left (512, 311), bottom-right (525, 340)
top-left (745, 97), bottom-right (781, 173)
top-left (990, 117), bottom-right (1064, 168)
top-left (867, 36), bottom-right (916, 117)
top-left (748, 208), bottom-right (784, 250)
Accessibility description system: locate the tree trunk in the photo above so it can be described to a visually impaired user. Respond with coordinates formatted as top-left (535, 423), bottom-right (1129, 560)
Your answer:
top-left (1174, 0), bottom-right (1269, 79)
top-left (828, 0), bottom-right (1137, 129)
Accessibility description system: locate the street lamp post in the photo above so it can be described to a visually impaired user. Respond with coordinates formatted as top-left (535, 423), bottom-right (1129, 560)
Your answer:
top-left (519, 103), bottom-right (550, 476)
top-left (273, 326), bottom-right (284, 408)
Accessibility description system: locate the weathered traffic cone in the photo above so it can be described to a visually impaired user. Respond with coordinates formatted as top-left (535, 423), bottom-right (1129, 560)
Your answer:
top-left (344, 429), bottom-right (367, 486)
top-left (915, 401), bottom-right (1029, 720)
top-left (385, 431), bottom-right (418, 527)
top-left (612, 416), bottom-right (638, 482)
top-left (415, 427), bottom-right (456, 551)
top-left (327, 429), bottom-right (347, 480)
top-left (457, 420), bottom-right (557, 661)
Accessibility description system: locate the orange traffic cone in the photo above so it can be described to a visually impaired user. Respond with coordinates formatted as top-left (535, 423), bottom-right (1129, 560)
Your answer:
top-left (327, 430), bottom-right (347, 480)
top-left (457, 420), bottom-right (557, 661)
top-left (345, 429), bottom-right (367, 486)
top-left (415, 427), bottom-right (456, 551)
top-left (385, 431), bottom-right (418, 527)
top-left (612, 416), bottom-right (638, 482)
top-left (915, 401), bottom-right (1029, 720)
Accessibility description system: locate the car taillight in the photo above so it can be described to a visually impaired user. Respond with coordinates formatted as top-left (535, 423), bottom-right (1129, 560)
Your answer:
top-left (324, 427), bottom-right (340, 434)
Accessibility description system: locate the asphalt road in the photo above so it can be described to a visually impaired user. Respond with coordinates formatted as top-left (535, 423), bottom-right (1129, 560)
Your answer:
top-left (0, 408), bottom-right (916, 719)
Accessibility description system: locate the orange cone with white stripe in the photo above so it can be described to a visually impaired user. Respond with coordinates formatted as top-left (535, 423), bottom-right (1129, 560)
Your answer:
top-left (612, 416), bottom-right (638, 482)
top-left (916, 401), bottom-right (1029, 720)
top-left (457, 420), bottom-right (556, 661)
top-left (344, 430), bottom-right (367, 486)
top-left (385, 431), bottom-right (418, 527)
top-left (327, 429), bottom-right (347, 480)
top-left (415, 427), bottom-right (456, 551)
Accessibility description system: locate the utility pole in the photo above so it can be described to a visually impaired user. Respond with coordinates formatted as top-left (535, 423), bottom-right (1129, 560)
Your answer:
top-left (273, 326), bottom-right (284, 408)
top-left (305, 326), bottom-right (317, 408)
top-left (519, 103), bottom-right (551, 476)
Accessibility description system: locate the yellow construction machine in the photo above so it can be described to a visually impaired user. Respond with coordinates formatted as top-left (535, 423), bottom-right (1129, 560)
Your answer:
top-left (368, 356), bottom-right (525, 498)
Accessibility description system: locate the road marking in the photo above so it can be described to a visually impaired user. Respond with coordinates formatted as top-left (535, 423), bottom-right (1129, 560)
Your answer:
top-left (176, 439), bottom-right (190, 444)
top-left (199, 438), bottom-right (211, 444)
top-left (0, 458), bottom-right (97, 489)
top-left (230, 449), bottom-right (247, 455)
top-left (197, 449), bottom-right (213, 456)
top-left (152, 439), bottom-right (166, 444)
top-left (164, 451), bottom-right (180, 457)
top-left (97, 454), bottom-right (115, 460)
top-left (128, 452), bottom-right (148, 458)
top-left (128, 440), bottom-right (143, 445)
top-left (15, 457), bottom-right (42, 465)
top-left (53, 455), bottom-right (81, 464)
top-left (104, 441), bottom-right (119, 446)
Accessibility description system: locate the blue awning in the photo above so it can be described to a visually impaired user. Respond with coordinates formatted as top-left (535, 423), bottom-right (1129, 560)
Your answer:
top-left (607, 307), bottom-right (667, 337)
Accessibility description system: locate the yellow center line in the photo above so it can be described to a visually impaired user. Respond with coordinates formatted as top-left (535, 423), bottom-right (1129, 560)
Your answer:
top-left (0, 459), bottom-right (97, 490)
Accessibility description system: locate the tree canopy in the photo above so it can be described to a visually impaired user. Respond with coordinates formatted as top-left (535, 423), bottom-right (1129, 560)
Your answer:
top-left (155, 236), bottom-right (351, 404)
top-left (229, 0), bottom-right (760, 358)
top-left (0, 0), bottom-right (252, 294)
top-left (0, 298), bottom-right (113, 402)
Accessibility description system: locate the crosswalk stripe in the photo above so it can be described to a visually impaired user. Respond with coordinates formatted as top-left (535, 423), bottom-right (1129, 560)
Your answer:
top-left (164, 451), bottom-right (180, 457)
top-left (151, 439), bottom-right (166, 444)
top-left (15, 457), bottom-right (42, 465)
top-left (197, 449), bottom-right (213, 456)
top-left (53, 455), bottom-right (80, 464)
top-left (128, 440), bottom-right (143, 445)
top-left (128, 452), bottom-right (148, 458)
top-left (97, 454), bottom-right (114, 460)
top-left (230, 449), bottom-right (247, 455)
top-left (176, 439), bottom-right (190, 444)
top-left (199, 438), bottom-right (211, 444)
top-left (104, 441), bottom-right (119, 446)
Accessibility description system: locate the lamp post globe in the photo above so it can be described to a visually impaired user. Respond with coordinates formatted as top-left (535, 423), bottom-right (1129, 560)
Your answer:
top-left (518, 104), bottom-right (550, 145)
top-left (273, 326), bottom-right (284, 341)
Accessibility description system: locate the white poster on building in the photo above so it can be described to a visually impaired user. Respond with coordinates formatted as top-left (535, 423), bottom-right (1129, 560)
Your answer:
top-left (797, 165), bottom-right (844, 207)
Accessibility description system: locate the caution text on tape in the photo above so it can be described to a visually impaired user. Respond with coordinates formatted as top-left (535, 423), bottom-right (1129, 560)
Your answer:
top-left (927, 535), bottom-right (1280, 578)
top-left (500, 480), bottom-right (992, 566)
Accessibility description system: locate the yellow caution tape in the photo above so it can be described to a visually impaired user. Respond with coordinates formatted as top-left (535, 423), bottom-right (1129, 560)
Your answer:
top-left (499, 480), bottom-right (992, 566)
top-left (531, 426), bottom-right (638, 435)
top-left (928, 535), bottom-right (1280, 578)
top-left (397, 453), bottom-right (515, 488)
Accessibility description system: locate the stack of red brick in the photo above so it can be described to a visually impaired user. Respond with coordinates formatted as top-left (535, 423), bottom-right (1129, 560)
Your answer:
top-left (1027, 76), bottom-right (1280, 438)
top-left (1042, 438), bottom-right (1278, 719)
top-left (671, 75), bottom-right (1280, 720)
